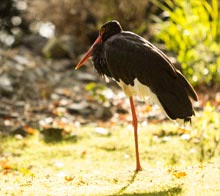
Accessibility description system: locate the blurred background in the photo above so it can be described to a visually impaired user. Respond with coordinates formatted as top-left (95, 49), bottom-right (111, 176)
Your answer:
top-left (0, 0), bottom-right (220, 136)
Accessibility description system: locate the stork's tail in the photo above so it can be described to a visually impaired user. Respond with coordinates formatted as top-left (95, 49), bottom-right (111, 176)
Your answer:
top-left (176, 70), bottom-right (198, 101)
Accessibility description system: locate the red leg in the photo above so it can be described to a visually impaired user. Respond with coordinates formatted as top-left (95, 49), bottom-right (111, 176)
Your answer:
top-left (129, 96), bottom-right (142, 172)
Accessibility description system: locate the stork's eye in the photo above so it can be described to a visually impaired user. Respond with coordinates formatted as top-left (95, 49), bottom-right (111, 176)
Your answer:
top-left (100, 28), bottom-right (106, 36)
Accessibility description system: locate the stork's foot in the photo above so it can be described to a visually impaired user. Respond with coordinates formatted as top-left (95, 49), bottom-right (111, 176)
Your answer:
top-left (135, 165), bottom-right (143, 172)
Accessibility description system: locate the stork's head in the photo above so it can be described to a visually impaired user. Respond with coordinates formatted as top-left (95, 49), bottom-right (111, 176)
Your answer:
top-left (100, 20), bottom-right (122, 41)
top-left (75, 20), bottom-right (122, 69)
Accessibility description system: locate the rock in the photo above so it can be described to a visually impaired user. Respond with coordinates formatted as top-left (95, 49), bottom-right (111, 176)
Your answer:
top-left (95, 106), bottom-right (113, 121)
top-left (76, 72), bottom-right (97, 82)
top-left (67, 102), bottom-right (91, 115)
top-left (59, 35), bottom-right (78, 58)
top-left (0, 111), bottom-right (18, 118)
top-left (0, 74), bottom-right (14, 97)
top-left (42, 37), bottom-right (69, 58)
top-left (42, 35), bottom-right (82, 59)
top-left (13, 55), bottom-right (34, 67)
top-left (22, 34), bottom-right (47, 54)
top-left (95, 127), bottom-right (111, 136)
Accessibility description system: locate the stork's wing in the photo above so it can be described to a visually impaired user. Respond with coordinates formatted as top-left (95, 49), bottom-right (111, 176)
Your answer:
top-left (104, 32), bottom-right (178, 86)
top-left (104, 31), bottom-right (198, 120)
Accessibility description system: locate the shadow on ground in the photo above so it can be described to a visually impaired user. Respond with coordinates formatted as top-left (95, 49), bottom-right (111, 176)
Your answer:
top-left (118, 187), bottom-right (182, 196)
top-left (113, 171), bottom-right (182, 196)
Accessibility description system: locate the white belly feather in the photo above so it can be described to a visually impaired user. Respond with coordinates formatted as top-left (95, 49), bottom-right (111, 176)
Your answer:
top-left (117, 79), bottom-right (168, 117)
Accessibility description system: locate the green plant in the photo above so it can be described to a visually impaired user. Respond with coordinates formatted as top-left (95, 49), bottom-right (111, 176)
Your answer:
top-left (85, 82), bottom-right (107, 103)
top-left (195, 102), bottom-right (220, 161)
top-left (152, 0), bottom-right (220, 86)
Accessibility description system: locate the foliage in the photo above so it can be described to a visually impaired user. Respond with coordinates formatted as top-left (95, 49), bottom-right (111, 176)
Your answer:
top-left (152, 0), bottom-right (220, 86)
top-left (194, 102), bottom-right (220, 161)
top-left (85, 82), bottom-right (107, 103)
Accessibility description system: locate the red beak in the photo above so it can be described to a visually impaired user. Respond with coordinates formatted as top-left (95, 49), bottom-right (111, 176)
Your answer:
top-left (75, 35), bottom-right (102, 69)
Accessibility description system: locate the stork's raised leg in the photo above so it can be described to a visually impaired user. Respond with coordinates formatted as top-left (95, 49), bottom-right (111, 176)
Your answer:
top-left (129, 96), bottom-right (142, 172)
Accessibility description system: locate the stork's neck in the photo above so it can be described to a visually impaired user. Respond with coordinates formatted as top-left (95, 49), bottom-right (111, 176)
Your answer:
top-left (91, 43), bottom-right (112, 78)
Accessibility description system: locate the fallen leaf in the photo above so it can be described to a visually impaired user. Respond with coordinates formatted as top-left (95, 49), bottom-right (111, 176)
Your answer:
top-left (142, 105), bottom-right (152, 113)
top-left (24, 126), bottom-right (37, 135)
top-left (80, 150), bottom-right (87, 158)
top-left (172, 171), bottom-right (187, 178)
top-left (64, 175), bottom-right (75, 181)
top-left (1, 163), bottom-right (13, 170)
top-left (178, 128), bottom-right (190, 134)
top-left (0, 157), bottom-right (13, 170)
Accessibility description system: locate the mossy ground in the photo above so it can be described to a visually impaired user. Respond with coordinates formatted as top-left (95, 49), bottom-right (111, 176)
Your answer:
top-left (0, 107), bottom-right (220, 196)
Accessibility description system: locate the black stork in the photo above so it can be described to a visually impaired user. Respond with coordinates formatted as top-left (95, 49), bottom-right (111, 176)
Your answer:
top-left (75, 20), bottom-right (198, 172)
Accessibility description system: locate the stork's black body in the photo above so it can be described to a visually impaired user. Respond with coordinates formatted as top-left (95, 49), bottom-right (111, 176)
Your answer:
top-left (91, 22), bottom-right (198, 121)
top-left (76, 20), bottom-right (198, 171)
